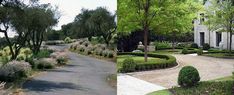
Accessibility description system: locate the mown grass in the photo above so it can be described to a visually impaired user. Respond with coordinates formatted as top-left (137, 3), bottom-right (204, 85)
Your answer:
top-left (152, 49), bottom-right (182, 54)
top-left (203, 53), bottom-right (234, 59)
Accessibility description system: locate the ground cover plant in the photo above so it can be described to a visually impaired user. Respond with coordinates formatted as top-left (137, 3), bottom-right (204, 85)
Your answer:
top-left (117, 52), bottom-right (177, 72)
top-left (69, 39), bottom-right (115, 59)
top-left (148, 81), bottom-right (234, 95)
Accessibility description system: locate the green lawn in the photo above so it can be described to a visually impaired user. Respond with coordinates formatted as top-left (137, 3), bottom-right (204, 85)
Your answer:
top-left (148, 76), bottom-right (234, 95)
top-left (148, 90), bottom-right (172, 95)
top-left (117, 55), bottom-right (168, 71)
top-left (152, 49), bottom-right (182, 54)
top-left (203, 53), bottom-right (234, 59)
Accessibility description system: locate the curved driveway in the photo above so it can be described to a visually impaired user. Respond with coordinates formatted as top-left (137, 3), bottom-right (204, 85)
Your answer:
top-left (130, 54), bottom-right (234, 88)
top-left (23, 45), bottom-right (116, 95)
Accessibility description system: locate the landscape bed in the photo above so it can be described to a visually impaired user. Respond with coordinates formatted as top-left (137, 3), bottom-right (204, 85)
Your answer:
top-left (117, 52), bottom-right (177, 72)
top-left (148, 81), bottom-right (233, 95)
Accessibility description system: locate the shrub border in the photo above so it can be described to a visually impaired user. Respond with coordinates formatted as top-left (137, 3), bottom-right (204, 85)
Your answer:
top-left (118, 52), bottom-right (177, 72)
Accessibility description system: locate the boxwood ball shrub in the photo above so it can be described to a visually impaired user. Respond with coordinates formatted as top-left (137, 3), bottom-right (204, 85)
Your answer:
top-left (197, 49), bottom-right (203, 55)
top-left (190, 43), bottom-right (199, 49)
top-left (178, 66), bottom-right (200, 87)
top-left (121, 58), bottom-right (136, 72)
top-left (203, 43), bottom-right (210, 50)
top-left (182, 48), bottom-right (188, 54)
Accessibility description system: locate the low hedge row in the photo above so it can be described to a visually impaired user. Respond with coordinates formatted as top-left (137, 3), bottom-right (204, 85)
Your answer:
top-left (118, 52), bottom-right (177, 72)
top-left (205, 49), bottom-right (234, 54)
top-left (181, 48), bottom-right (198, 54)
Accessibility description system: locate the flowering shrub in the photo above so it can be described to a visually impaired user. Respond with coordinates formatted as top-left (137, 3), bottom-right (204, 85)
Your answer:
top-left (0, 61), bottom-right (31, 82)
top-left (36, 58), bottom-right (57, 70)
top-left (56, 57), bottom-right (68, 65)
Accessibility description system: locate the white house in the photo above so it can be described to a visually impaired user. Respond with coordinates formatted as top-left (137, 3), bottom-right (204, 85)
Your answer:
top-left (194, 0), bottom-right (234, 50)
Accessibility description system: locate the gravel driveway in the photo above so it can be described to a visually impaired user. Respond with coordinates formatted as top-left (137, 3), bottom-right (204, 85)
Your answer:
top-left (23, 45), bottom-right (116, 95)
top-left (130, 54), bottom-right (234, 88)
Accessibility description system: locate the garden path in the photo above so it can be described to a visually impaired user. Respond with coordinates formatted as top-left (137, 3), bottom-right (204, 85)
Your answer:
top-left (23, 45), bottom-right (116, 95)
top-left (117, 74), bottom-right (165, 95)
top-left (129, 54), bottom-right (234, 88)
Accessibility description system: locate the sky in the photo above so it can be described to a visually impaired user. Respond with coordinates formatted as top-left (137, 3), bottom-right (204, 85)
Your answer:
top-left (0, 0), bottom-right (117, 37)
top-left (39, 0), bottom-right (117, 30)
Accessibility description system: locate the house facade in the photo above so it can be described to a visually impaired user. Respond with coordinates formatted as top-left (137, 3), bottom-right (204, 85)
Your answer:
top-left (194, 1), bottom-right (234, 50)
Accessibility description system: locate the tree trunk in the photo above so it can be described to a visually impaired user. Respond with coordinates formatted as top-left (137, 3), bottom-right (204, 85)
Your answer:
top-left (3, 31), bottom-right (16, 60)
top-left (227, 33), bottom-right (229, 50)
top-left (229, 26), bottom-right (232, 53)
top-left (143, 0), bottom-right (150, 62)
top-left (172, 31), bottom-right (176, 51)
top-left (144, 27), bottom-right (148, 62)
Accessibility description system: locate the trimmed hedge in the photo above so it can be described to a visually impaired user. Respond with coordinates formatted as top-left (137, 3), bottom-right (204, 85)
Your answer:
top-left (118, 52), bottom-right (177, 72)
top-left (181, 48), bottom-right (198, 54)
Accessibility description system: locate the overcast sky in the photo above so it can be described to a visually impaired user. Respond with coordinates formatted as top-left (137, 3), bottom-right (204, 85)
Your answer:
top-left (0, 0), bottom-right (117, 37)
top-left (40, 0), bottom-right (117, 30)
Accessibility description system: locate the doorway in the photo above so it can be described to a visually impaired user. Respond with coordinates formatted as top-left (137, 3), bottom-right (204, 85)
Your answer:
top-left (216, 32), bottom-right (222, 46)
top-left (200, 32), bottom-right (205, 46)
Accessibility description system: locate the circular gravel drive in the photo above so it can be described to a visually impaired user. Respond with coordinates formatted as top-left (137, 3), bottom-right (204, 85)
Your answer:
top-left (23, 45), bottom-right (116, 95)
top-left (130, 54), bottom-right (234, 88)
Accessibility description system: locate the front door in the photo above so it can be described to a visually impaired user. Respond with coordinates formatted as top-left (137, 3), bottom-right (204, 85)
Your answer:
top-left (216, 32), bottom-right (222, 46)
top-left (200, 32), bottom-right (205, 46)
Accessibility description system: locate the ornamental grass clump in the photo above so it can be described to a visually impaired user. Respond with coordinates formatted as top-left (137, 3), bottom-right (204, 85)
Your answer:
top-left (36, 58), bottom-right (57, 70)
top-left (64, 37), bottom-right (72, 43)
top-left (56, 57), bottom-right (68, 65)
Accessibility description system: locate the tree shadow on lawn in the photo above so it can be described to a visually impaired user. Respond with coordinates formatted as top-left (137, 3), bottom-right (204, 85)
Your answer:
top-left (23, 79), bottom-right (87, 92)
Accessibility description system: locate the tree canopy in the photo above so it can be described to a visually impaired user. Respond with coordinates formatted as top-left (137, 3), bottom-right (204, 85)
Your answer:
top-left (61, 7), bottom-right (116, 45)
top-left (0, 0), bottom-right (58, 59)
top-left (118, 0), bottom-right (202, 61)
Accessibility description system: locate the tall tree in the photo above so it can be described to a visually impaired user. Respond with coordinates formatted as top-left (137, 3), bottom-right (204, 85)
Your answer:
top-left (118, 0), bottom-right (201, 62)
top-left (88, 7), bottom-right (116, 46)
top-left (22, 4), bottom-right (58, 54)
top-left (208, 0), bottom-right (234, 53)
top-left (0, 0), bottom-right (29, 60)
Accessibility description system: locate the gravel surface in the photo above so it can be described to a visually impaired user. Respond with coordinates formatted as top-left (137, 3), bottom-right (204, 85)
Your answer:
top-left (130, 54), bottom-right (234, 88)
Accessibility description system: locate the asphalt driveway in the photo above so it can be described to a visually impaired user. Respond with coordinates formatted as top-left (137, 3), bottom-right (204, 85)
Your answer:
top-left (23, 45), bottom-right (116, 95)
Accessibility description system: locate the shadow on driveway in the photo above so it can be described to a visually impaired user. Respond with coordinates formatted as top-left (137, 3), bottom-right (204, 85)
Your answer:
top-left (23, 79), bottom-right (87, 92)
